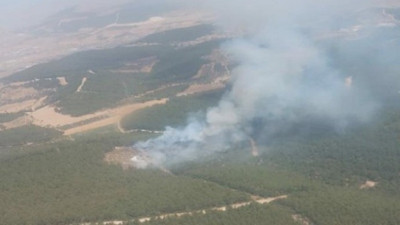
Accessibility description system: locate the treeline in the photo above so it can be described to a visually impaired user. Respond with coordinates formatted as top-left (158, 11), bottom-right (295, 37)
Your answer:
top-left (0, 125), bottom-right (62, 147)
top-left (181, 163), bottom-right (313, 197)
top-left (0, 133), bottom-right (248, 225)
top-left (50, 40), bottom-right (222, 116)
top-left (2, 45), bottom-right (171, 83)
top-left (0, 112), bottom-right (24, 123)
top-left (2, 27), bottom-right (222, 116)
top-left (281, 185), bottom-right (400, 225)
top-left (265, 110), bottom-right (400, 189)
top-left (138, 24), bottom-right (215, 44)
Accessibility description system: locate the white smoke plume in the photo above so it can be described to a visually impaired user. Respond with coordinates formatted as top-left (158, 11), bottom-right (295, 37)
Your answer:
top-left (134, 0), bottom-right (400, 167)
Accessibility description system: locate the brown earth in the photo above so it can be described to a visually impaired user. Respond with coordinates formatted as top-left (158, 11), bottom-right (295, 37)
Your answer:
top-left (104, 147), bottom-right (138, 170)
top-left (0, 99), bottom-right (38, 113)
top-left (0, 10), bottom-right (212, 79)
top-left (76, 77), bottom-right (88, 93)
top-left (360, 180), bottom-right (378, 189)
top-left (0, 86), bottom-right (38, 102)
top-left (110, 56), bottom-right (158, 74)
top-left (63, 98), bottom-right (168, 135)
top-left (1, 115), bottom-right (32, 130)
top-left (292, 214), bottom-right (311, 225)
top-left (57, 77), bottom-right (68, 86)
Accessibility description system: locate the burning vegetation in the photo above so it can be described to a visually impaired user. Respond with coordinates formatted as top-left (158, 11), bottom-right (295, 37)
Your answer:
top-left (104, 146), bottom-right (167, 170)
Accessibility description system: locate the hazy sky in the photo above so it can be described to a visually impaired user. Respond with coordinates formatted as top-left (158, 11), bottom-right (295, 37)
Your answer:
top-left (0, 0), bottom-right (132, 30)
top-left (0, 0), bottom-right (70, 29)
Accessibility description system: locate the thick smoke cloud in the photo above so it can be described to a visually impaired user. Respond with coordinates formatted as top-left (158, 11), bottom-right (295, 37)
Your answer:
top-left (134, 0), bottom-right (400, 167)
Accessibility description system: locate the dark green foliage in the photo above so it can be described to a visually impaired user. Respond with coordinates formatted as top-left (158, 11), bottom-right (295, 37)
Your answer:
top-left (265, 110), bottom-right (400, 188)
top-left (0, 135), bottom-right (248, 225)
top-left (0, 112), bottom-right (23, 123)
top-left (1, 22), bottom-right (399, 225)
top-left (182, 163), bottom-right (313, 197)
top-left (56, 72), bottom-right (158, 116)
top-left (3, 42), bottom-right (220, 116)
top-left (3, 45), bottom-right (171, 83)
top-left (138, 24), bottom-right (215, 44)
top-left (2, 25), bottom-right (222, 116)
top-left (151, 40), bottom-right (223, 82)
top-left (282, 185), bottom-right (400, 225)
top-left (121, 90), bottom-right (224, 131)
top-left (0, 125), bottom-right (62, 147)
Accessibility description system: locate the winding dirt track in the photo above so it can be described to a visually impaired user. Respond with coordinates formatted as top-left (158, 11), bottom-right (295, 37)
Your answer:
top-left (80, 195), bottom-right (288, 225)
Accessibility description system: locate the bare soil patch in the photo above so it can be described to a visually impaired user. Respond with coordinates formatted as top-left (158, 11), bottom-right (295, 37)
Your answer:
top-left (0, 86), bottom-right (39, 102)
top-left (360, 180), bottom-right (378, 189)
top-left (0, 99), bottom-right (38, 113)
top-left (104, 147), bottom-right (137, 170)
top-left (173, 33), bottom-right (235, 48)
top-left (2, 114), bottom-right (32, 130)
top-left (29, 105), bottom-right (108, 128)
top-left (76, 77), bottom-right (88, 93)
top-left (111, 56), bottom-right (158, 74)
top-left (81, 194), bottom-right (288, 225)
top-left (57, 77), bottom-right (68, 86)
top-left (177, 75), bottom-right (229, 96)
top-left (292, 214), bottom-right (311, 225)
top-left (28, 97), bottom-right (167, 135)
top-left (1, 10), bottom-right (210, 79)
top-left (63, 98), bottom-right (168, 135)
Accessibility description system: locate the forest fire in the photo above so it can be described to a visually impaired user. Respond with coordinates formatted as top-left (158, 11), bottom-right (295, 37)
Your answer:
top-left (104, 147), bottom-right (155, 169)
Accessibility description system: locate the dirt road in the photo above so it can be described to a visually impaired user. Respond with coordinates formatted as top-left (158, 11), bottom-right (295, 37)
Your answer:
top-left (28, 98), bottom-right (168, 135)
top-left (63, 98), bottom-right (168, 135)
top-left (80, 195), bottom-right (288, 225)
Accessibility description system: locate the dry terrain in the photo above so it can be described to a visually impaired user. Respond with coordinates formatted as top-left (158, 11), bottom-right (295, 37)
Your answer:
top-left (360, 180), bottom-right (378, 189)
top-left (0, 16), bottom-right (232, 136)
top-left (111, 56), bottom-right (158, 74)
top-left (0, 49), bottom-right (231, 134)
top-left (0, 10), bottom-right (212, 79)
top-left (27, 98), bottom-right (168, 135)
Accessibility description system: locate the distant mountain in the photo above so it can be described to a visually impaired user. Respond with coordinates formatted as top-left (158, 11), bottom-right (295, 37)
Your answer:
top-left (33, 0), bottom-right (181, 34)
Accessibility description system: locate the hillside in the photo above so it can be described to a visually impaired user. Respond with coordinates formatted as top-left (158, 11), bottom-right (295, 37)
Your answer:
top-left (0, 2), bottom-right (400, 225)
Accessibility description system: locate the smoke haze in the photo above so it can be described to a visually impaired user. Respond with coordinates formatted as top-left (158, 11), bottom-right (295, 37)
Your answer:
top-left (0, 0), bottom-right (184, 30)
top-left (133, 0), bottom-right (400, 167)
